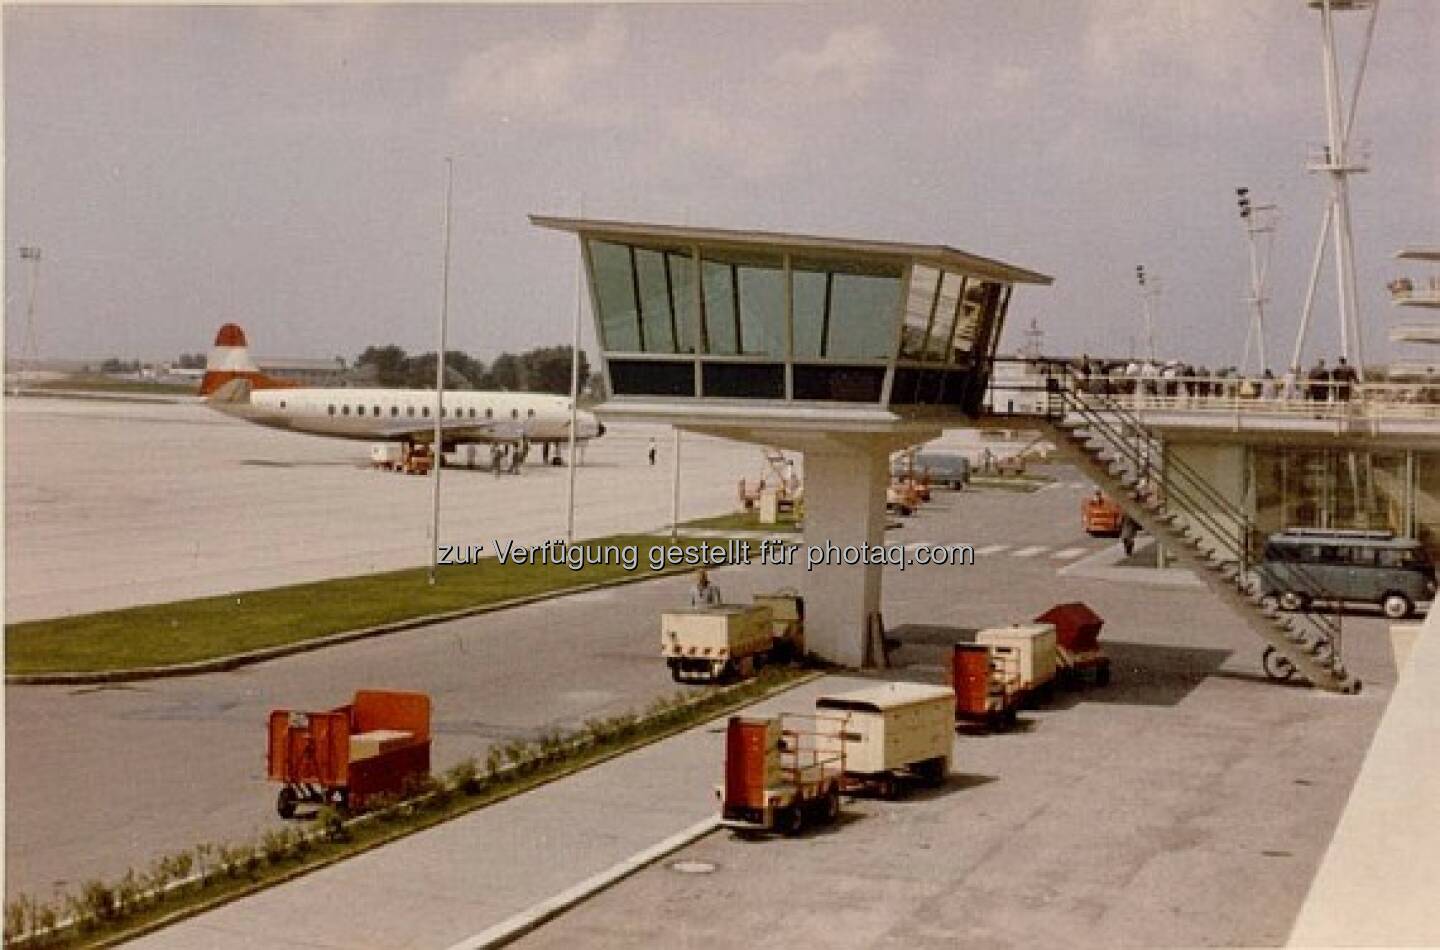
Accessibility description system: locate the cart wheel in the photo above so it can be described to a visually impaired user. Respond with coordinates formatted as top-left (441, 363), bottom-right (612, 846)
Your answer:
top-left (779, 805), bottom-right (805, 836)
top-left (1262, 646), bottom-right (1297, 682)
top-left (1095, 661), bottom-right (1112, 688)
top-left (819, 786), bottom-right (841, 824)
top-left (876, 775), bottom-right (900, 800)
top-left (276, 786), bottom-right (298, 820)
top-left (916, 757), bottom-right (947, 788)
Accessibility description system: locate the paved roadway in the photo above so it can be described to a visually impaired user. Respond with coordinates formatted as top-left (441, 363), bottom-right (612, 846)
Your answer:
top-left (5, 456), bottom-right (1075, 900)
top-left (3, 396), bottom-right (760, 621)
top-left (120, 473), bottom-right (1398, 949)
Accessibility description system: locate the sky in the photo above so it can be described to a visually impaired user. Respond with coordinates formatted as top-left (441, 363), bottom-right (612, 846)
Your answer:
top-left (3, 1), bottom-right (1437, 370)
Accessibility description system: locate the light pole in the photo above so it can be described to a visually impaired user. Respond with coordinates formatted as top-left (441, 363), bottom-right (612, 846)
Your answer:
top-left (1236, 187), bottom-right (1277, 375)
top-left (429, 159), bottom-right (454, 586)
top-left (1135, 264), bottom-right (1157, 362)
top-left (16, 246), bottom-right (42, 392)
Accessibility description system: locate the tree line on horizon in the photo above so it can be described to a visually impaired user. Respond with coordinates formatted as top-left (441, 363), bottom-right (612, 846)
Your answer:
top-left (355, 344), bottom-right (594, 395)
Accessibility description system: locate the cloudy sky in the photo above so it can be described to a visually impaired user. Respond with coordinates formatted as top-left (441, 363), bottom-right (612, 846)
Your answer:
top-left (4, 1), bottom-right (1437, 370)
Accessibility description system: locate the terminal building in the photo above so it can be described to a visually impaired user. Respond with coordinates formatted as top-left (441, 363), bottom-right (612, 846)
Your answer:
top-left (534, 216), bottom-right (1434, 693)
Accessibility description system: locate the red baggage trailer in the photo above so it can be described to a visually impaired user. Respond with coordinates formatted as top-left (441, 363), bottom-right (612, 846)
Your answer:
top-left (1035, 602), bottom-right (1112, 687)
top-left (951, 642), bottom-right (1023, 728)
top-left (267, 690), bottom-right (432, 817)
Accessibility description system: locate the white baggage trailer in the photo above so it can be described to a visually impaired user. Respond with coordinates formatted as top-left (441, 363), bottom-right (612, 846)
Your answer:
top-left (661, 604), bottom-right (774, 683)
top-left (974, 623), bottom-right (1058, 706)
top-left (815, 683), bottom-right (955, 798)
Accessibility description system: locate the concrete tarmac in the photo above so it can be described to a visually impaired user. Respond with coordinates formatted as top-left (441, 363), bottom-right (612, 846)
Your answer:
top-left (14, 469), bottom-right (1399, 946)
top-left (3, 396), bottom-right (759, 621)
top-left (123, 471), bottom-right (1396, 948)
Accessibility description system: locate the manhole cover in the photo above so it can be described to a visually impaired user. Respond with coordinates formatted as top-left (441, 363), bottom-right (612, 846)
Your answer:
top-left (669, 860), bottom-right (717, 875)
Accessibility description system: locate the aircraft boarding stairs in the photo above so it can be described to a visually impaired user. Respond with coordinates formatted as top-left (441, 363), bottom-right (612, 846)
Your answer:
top-left (1022, 364), bottom-right (1360, 694)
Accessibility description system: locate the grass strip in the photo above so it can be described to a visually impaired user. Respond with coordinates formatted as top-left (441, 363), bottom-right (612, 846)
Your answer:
top-left (677, 510), bottom-right (802, 533)
top-left (4, 666), bottom-right (819, 949)
top-left (5, 534), bottom-right (743, 675)
top-left (27, 377), bottom-right (198, 396)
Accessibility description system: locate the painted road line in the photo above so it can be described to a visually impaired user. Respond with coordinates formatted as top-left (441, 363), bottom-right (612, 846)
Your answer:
top-left (1051, 547), bottom-right (1088, 560)
top-left (1011, 545), bottom-right (1049, 558)
top-left (975, 544), bottom-right (1010, 556)
top-left (446, 815), bottom-right (721, 950)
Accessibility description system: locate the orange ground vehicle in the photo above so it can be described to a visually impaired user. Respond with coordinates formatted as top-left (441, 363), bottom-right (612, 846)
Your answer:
top-left (717, 714), bottom-right (846, 835)
top-left (1082, 492), bottom-right (1125, 536)
top-left (267, 690), bottom-right (432, 817)
top-left (951, 643), bottom-right (1023, 729)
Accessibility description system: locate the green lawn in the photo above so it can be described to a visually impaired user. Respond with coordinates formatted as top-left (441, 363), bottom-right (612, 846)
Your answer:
top-left (679, 509), bottom-right (802, 533)
top-left (6, 534), bottom-right (736, 675)
top-left (30, 375), bottom-right (199, 396)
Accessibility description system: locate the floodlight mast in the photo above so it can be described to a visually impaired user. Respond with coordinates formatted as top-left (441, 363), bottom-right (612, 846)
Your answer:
top-left (1291, 0), bottom-right (1378, 381)
top-left (1236, 188), bottom-right (1277, 374)
top-left (1135, 264), bottom-right (1157, 362)
top-left (16, 246), bottom-right (42, 393)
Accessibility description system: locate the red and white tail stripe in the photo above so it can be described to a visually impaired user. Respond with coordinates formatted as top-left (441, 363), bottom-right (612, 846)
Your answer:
top-left (199, 323), bottom-right (296, 395)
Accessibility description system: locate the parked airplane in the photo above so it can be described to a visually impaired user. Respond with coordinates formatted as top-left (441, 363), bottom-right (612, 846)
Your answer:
top-left (201, 323), bottom-right (604, 464)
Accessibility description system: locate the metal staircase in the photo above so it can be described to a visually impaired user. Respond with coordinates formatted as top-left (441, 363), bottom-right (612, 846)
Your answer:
top-left (1026, 363), bottom-right (1360, 694)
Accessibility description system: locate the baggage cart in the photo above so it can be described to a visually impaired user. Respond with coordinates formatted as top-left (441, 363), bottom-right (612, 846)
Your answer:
top-left (662, 604), bottom-right (774, 683)
top-left (951, 642), bottom-right (1024, 728)
top-left (974, 623), bottom-right (1058, 707)
top-left (717, 713), bottom-right (846, 835)
top-left (814, 683), bottom-right (953, 798)
top-left (1035, 602), bottom-right (1112, 687)
top-left (267, 690), bottom-right (431, 817)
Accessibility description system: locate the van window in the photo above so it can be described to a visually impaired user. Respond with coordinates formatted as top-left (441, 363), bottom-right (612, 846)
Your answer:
top-left (1342, 546), bottom-right (1375, 566)
top-left (1378, 548), bottom-right (1428, 569)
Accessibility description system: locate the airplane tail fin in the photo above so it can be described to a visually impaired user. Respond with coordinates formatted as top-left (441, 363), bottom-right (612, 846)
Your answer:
top-left (199, 323), bottom-right (298, 396)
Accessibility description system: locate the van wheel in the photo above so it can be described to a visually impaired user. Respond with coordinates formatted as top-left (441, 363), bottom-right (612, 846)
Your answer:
top-left (1382, 593), bottom-right (1413, 620)
top-left (819, 786), bottom-right (841, 823)
top-left (1279, 591), bottom-right (1309, 612)
top-left (778, 805), bottom-right (805, 836)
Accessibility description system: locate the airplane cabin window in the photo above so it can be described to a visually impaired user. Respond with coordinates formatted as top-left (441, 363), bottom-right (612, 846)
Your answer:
top-left (511, 408), bottom-right (519, 420)
top-left (328, 405), bottom-right (336, 416)
top-left (391, 406), bottom-right (399, 417)
top-left (280, 400), bottom-right (287, 409)
top-left (527, 408), bottom-right (536, 418)
top-left (373, 406), bottom-right (380, 417)
top-left (423, 407), bottom-right (431, 417)
top-left (486, 408), bottom-right (493, 419)
top-left (469, 408), bottom-right (476, 419)
top-left (407, 406), bottom-right (415, 417)
top-left (342, 405), bottom-right (350, 416)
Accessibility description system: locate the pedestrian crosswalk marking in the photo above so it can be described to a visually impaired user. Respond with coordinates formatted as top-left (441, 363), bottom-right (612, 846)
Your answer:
top-left (1011, 545), bottom-right (1048, 558)
top-left (1052, 547), bottom-right (1087, 560)
top-left (975, 544), bottom-right (1010, 556)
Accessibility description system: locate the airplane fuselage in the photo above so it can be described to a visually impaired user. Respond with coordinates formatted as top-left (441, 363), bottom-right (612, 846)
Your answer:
top-left (210, 386), bottom-right (603, 445)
